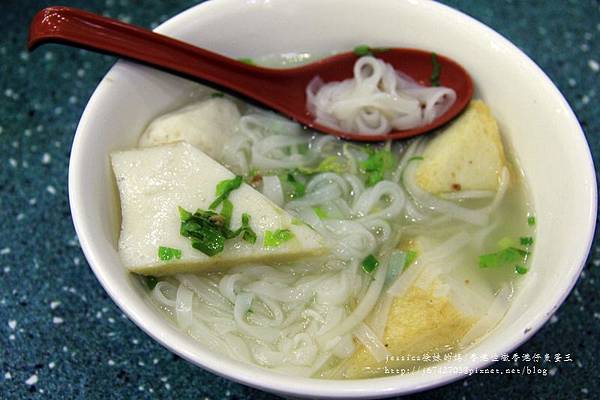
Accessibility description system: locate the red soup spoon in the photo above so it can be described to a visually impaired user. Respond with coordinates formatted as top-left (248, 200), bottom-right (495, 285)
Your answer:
top-left (28, 6), bottom-right (473, 142)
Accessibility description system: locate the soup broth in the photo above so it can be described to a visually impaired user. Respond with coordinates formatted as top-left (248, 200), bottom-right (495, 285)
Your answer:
top-left (123, 55), bottom-right (535, 379)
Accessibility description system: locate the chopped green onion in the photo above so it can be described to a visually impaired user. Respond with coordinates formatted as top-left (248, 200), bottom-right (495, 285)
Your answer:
top-left (143, 276), bottom-right (158, 290)
top-left (220, 199), bottom-right (233, 227)
top-left (360, 148), bottom-right (396, 186)
top-left (179, 207), bottom-right (227, 256)
top-left (298, 156), bottom-right (348, 175)
top-left (520, 236), bottom-right (534, 246)
top-left (210, 176), bottom-right (243, 210)
top-left (313, 206), bottom-right (328, 220)
top-left (403, 250), bottom-right (418, 270)
top-left (430, 52), bottom-right (442, 87)
top-left (353, 45), bottom-right (372, 57)
top-left (527, 215), bottom-right (536, 226)
top-left (284, 172), bottom-right (306, 198)
top-left (238, 213), bottom-right (257, 244)
top-left (479, 247), bottom-right (528, 269)
top-left (264, 229), bottom-right (294, 247)
top-left (210, 92), bottom-right (225, 98)
top-left (408, 156), bottom-right (424, 162)
top-left (158, 246), bottom-right (182, 262)
top-left (179, 206), bottom-right (256, 257)
top-left (515, 265), bottom-right (528, 274)
top-left (238, 57), bottom-right (255, 65)
top-left (361, 254), bottom-right (380, 273)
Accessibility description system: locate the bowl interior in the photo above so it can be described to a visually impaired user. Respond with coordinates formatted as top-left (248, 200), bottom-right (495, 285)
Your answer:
top-left (69, 0), bottom-right (596, 398)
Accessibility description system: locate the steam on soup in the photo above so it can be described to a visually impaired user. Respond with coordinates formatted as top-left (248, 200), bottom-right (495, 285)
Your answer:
top-left (111, 53), bottom-right (535, 379)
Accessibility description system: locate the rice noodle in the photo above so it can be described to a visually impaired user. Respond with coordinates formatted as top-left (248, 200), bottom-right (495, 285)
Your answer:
top-left (261, 175), bottom-right (284, 206)
top-left (354, 323), bottom-right (392, 362)
top-left (143, 98), bottom-right (527, 378)
top-left (306, 56), bottom-right (456, 135)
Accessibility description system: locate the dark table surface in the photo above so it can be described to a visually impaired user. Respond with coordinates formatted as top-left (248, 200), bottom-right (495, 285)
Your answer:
top-left (1, 1), bottom-right (599, 399)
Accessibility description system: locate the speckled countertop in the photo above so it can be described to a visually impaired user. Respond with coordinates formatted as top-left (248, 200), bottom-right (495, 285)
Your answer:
top-left (1, 1), bottom-right (598, 399)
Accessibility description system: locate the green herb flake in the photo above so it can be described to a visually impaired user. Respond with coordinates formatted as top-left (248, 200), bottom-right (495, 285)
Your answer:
top-left (520, 236), bottom-right (534, 246)
top-left (264, 229), bottom-right (294, 248)
top-left (353, 45), bottom-right (372, 57)
top-left (238, 213), bottom-right (257, 244)
top-left (515, 265), bottom-right (529, 275)
top-left (158, 246), bottom-right (182, 262)
top-left (479, 247), bottom-right (529, 269)
top-left (285, 172), bottom-right (306, 198)
top-left (298, 156), bottom-right (348, 175)
top-left (210, 176), bottom-right (243, 210)
top-left (220, 199), bottom-right (234, 227)
top-left (360, 149), bottom-right (396, 186)
top-left (238, 57), bottom-right (255, 65)
top-left (179, 207), bottom-right (227, 256)
top-left (210, 92), bottom-right (225, 98)
top-left (403, 250), bottom-right (418, 270)
top-left (313, 206), bottom-right (328, 220)
top-left (361, 254), bottom-right (380, 273)
top-left (430, 52), bottom-right (442, 87)
top-left (143, 276), bottom-right (158, 290)
top-left (527, 215), bottom-right (536, 226)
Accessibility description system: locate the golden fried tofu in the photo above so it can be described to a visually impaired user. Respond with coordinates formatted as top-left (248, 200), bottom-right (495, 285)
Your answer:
top-left (416, 100), bottom-right (507, 194)
top-left (325, 281), bottom-right (474, 379)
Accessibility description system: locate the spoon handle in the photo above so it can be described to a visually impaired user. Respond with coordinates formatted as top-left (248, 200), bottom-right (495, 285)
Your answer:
top-left (28, 6), bottom-right (282, 99)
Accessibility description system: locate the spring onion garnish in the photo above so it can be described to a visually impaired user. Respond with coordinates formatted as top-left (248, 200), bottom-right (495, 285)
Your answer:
top-left (430, 52), bottom-right (442, 87)
top-left (143, 276), bottom-right (158, 290)
top-left (404, 250), bottom-right (418, 270)
top-left (520, 236), bottom-right (534, 246)
top-left (479, 247), bottom-right (528, 269)
top-left (220, 199), bottom-right (234, 227)
top-left (238, 57), bottom-right (255, 65)
top-left (313, 206), bottom-right (328, 220)
top-left (179, 207), bottom-right (226, 256)
top-left (179, 206), bottom-right (257, 257)
top-left (239, 213), bottom-right (257, 244)
top-left (284, 172), bottom-right (306, 198)
top-left (515, 265), bottom-right (528, 275)
top-left (353, 45), bottom-right (372, 57)
top-left (527, 215), bottom-right (536, 226)
top-left (210, 176), bottom-right (243, 210)
top-left (298, 156), bottom-right (348, 174)
top-left (361, 254), bottom-right (380, 273)
top-left (264, 229), bottom-right (294, 248)
top-left (360, 148), bottom-right (396, 186)
top-left (352, 45), bottom-right (389, 57)
top-left (158, 246), bottom-right (182, 262)
top-left (210, 92), bottom-right (225, 98)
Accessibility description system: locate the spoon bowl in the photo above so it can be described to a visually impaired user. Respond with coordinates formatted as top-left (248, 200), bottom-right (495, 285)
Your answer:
top-left (28, 6), bottom-right (473, 141)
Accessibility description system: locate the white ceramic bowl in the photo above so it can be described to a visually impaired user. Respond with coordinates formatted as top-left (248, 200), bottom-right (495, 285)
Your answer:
top-left (69, 0), bottom-right (597, 397)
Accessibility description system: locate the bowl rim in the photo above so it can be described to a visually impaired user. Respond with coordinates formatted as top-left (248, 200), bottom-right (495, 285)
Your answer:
top-left (68, 0), bottom-right (597, 398)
